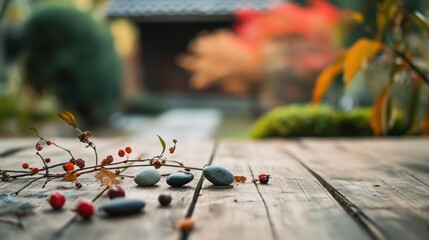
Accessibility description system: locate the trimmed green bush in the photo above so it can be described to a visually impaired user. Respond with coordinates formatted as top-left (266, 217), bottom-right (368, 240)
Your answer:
top-left (251, 105), bottom-right (409, 138)
top-left (251, 105), bottom-right (338, 138)
top-left (337, 108), bottom-right (408, 136)
top-left (336, 108), bottom-right (373, 136)
top-left (23, 4), bottom-right (122, 124)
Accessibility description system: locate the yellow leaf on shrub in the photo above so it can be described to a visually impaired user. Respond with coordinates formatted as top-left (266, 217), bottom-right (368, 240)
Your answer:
top-left (344, 38), bottom-right (384, 85)
top-left (421, 110), bottom-right (429, 135)
top-left (58, 111), bottom-right (78, 128)
top-left (312, 53), bottom-right (345, 104)
top-left (370, 87), bottom-right (390, 136)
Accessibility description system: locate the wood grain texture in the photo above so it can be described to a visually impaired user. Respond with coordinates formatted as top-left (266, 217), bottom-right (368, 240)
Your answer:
top-left (283, 139), bottom-right (429, 240)
top-left (1, 138), bottom-right (428, 240)
top-left (191, 141), bottom-right (370, 240)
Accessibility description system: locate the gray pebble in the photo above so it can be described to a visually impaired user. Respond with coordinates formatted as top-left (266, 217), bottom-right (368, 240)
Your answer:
top-left (100, 198), bottom-right (145, 216)
top-left (203, 166), bottom-right (234, 186)
top-left (134, 169), bottom-right (160, 186)
top-left (166, 171), bottom-right (194, 187)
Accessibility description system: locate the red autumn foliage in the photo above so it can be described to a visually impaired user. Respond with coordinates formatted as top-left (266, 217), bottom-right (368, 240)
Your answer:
top-left (179, 0), bottom-right (354, 97)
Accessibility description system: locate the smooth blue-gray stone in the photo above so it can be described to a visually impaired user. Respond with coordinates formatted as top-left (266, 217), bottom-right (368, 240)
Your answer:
top-left (134, 169), bottom-right (160, 186)
top-left (100, 198), bottom-right (145, 216)
top-left (203, 166), bottom-right (234, 186)
top-left (166, 171), bottom-right (194, 187)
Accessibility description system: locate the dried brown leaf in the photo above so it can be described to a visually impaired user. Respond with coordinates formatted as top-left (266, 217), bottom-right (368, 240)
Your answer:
top-left (64, 172), bottom-right (78, 182)
top-left (95, 167), bottom-right (121, 187)
top-left (234, 175), bottom-right (247, 183)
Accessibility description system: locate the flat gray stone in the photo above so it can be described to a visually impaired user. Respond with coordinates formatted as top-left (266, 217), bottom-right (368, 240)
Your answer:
top-left (100, 198), bottom-right (145, 216)
top-left (166, 171), bottom-right (194, 187)
top-left (134, 169), bottom-right (161, 186)
top-left (203, 166), bottom-right (234, 186)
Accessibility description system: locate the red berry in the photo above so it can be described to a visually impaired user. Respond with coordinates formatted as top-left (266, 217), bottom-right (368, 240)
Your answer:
top-left (44, 158), bottom-right (51, 163)
top-left (125, 146), bottom-right (132, 154)
top-left (32, 167), bottom-right (39, 174)
top-left (22, 162), bottom-right (29, 169)
top-left (76, 200), bottom-right (94, 219)
top-left (49, 192), bottom-right (66, 210)
top-left (118, 149), bottom-right (125, 157)
top-left (46, 140), bottom-right (52, 146)
top-left (108, 186), bottom-right (125, 199)
top-left (258, 174), bottom-right (270, 184)
top-left (64, 163), bottom-right (75, 172)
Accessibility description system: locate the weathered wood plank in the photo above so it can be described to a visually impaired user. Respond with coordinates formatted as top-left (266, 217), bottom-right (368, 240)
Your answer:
top-left (57, 140), bottom-right (214, 240)
top-left (191, 141), bottom-right (370, 240)
top-left (0, 139), bottom-right (34, 158)
top-left (338, 138), bottom-right (429, 186)
top-left (284, 139), bottom-right (429, 240)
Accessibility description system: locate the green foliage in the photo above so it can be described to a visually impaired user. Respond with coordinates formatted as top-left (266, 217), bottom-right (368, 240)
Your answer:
top-left (23, 4), bottom-right (122, 124)
top-left (336, 108), bottom-right (372, 136)
top-left (251, 105), bottom-right (338, 138)
top-left (336, 108), bottom-right (407, 136)
top-left (251, 105), bottom-right (408, 138)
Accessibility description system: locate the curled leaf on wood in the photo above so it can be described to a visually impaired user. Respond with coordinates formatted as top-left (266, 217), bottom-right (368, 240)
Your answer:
top-left (234, 176), bottom-right (247, 183)
top-left (64, 172), bottom-right (79, 182)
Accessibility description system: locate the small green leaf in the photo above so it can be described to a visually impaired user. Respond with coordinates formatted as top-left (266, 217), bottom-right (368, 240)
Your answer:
top-left (157, 135), bottom-right (166, 156)
top-left (58, 111), bottom-right (78, 128)
top-left (411, 11), bottom-right (429, 36)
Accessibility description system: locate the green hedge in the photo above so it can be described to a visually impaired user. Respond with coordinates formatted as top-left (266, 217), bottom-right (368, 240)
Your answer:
top-left (23, 4), bottom-right (122, 124)
top-left (251, 105), bottom-right (408, 138)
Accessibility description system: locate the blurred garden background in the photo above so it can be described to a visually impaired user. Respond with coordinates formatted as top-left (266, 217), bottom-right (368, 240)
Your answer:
top-left (0, 0), bottom-right (428, 139)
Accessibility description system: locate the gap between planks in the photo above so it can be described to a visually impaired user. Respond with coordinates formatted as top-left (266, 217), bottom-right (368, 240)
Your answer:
top-left (281, 141), bottom-right (388, 240)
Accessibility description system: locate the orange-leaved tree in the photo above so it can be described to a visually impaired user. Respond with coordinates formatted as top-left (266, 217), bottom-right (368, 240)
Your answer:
top-left (312, 0), bottom-right (429, 136)
top-left (178, 0), bottom-right (358, 97)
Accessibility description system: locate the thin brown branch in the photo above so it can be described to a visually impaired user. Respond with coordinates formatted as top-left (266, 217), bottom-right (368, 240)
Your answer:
top-left (12, 176), bottom-right (46, 195)
top-left (391, 48), bottom-right (429, 85)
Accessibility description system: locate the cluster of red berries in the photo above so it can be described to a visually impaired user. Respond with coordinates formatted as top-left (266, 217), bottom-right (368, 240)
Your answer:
top-left (35, 143), bottom-right (43, 151)
top-left (78, 131), bottom-right (91, 144)
top-left (48, 191), bottom-right (94, 219)
top-left (101, 155), bottom-right (114, 166)
top-left (117, 147), bottom-right (132, 158)
top-left (22, 162), bottom-right (40, 174)
top-left (35, 139), bottom-right (53, 152)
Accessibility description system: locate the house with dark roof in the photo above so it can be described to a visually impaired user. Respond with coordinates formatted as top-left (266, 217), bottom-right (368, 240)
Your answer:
top-left (107, 0), bottom-right (283, 98)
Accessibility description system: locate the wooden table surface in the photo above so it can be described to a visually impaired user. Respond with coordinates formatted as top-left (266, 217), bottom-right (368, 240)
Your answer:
top-left (0, 137), bottom-right (428, 240)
